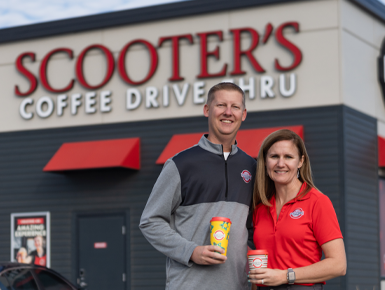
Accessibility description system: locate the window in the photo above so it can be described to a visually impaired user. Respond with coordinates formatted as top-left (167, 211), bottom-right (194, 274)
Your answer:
top-left (2, 269), bottom-right (38, 290)
top-left (0, 275), bottom-right (10, 290)
top-left (33, 269), bottom-right (73, 290)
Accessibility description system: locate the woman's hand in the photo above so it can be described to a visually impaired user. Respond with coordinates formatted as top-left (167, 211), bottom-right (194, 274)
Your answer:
top-left (249, 239), bottom-right (346, 286)
top-left (248, 268), bottom-right (287, 286)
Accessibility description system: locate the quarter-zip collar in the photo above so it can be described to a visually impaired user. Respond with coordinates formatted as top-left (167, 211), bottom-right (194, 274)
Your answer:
top-left (198, 134), bottom-right (238, 155)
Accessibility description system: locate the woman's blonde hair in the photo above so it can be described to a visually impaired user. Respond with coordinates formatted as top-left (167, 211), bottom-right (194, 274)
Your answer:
top-left (253, 129), bottom-right (316, 209)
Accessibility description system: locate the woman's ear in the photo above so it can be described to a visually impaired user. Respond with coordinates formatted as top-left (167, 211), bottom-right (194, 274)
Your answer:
top-left (299, 155), bottom-right (305, 168)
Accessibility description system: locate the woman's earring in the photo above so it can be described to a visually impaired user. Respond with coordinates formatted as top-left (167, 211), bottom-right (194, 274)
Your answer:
top-left (297, 168), bottom-right (300, 178)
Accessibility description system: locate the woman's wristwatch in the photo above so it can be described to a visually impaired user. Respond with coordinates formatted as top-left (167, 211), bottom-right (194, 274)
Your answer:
top-left (287, 268), bottom-right (295, 284)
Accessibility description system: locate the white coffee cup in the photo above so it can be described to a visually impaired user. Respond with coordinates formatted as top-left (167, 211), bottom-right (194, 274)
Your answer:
top-left (247, 249), bottom-right (268, 269)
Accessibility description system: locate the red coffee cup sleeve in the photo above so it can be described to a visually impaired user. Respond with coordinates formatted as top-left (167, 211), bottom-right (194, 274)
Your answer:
top-left (248, 249), bottom-right (268, 255)
top-left (210, 217), bottom-right (231, 224)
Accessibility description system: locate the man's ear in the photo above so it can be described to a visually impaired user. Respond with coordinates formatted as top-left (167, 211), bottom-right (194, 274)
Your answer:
top-left (203, 104), bottom-right (209, 117)
top-left (242, 109), bottom-right (247, 121)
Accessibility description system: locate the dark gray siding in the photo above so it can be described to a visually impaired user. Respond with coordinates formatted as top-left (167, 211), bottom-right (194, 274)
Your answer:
top-left (342, 106), bottom-right (379, 290)
top-left (0, 104), bottom-right (378, 289)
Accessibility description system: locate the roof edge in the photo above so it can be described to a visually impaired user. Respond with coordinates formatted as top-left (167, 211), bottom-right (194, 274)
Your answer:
top-left (349, 0), bottom-right (385, 24)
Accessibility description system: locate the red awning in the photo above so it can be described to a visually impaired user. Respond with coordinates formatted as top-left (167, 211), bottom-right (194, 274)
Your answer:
top-left (156, 126), bottom-right (304, 164)
top-left (379, 136), bottom-right (385, 167)
top-left (156, 132), bottom-right (206, 165)
top-left (44, 138), bottom-right (140, 171)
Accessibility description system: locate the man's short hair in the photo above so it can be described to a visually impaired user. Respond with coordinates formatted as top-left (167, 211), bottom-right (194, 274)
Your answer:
top-left (206, 82), bottom-right (246, 108)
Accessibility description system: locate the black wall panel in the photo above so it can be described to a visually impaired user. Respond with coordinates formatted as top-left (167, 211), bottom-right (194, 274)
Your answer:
top-left (342, 106), bottom-right (379, 290)
top-left (0, 104), bottom-right (378, 289)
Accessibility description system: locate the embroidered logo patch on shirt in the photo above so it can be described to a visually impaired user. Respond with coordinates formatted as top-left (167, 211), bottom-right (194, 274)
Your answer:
top-left (290, 208), bottom-right (304, 219)
top-left (241, 170), bottom-right (252, 183)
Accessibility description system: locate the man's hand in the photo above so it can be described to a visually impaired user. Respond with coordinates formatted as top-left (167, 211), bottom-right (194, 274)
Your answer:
top-left (190, 245), bottom-right (227, 265)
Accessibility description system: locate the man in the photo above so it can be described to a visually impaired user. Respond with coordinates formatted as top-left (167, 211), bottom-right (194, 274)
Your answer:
top-left (139, 82), bottom-right (256, 289)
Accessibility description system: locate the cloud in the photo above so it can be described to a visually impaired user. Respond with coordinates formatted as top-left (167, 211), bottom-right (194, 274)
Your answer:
top-left (0, 0), bottom-right (188, 29)
top-left (0, 12), bottom-right (31, 28)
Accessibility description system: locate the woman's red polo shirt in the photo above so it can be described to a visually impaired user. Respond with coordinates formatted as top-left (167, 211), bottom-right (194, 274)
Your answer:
top-left (252, 183), bottom-right (343, 286)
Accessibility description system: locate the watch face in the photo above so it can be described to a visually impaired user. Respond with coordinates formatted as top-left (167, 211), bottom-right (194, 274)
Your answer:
top-left (289, 272), bottom-right (295, 280)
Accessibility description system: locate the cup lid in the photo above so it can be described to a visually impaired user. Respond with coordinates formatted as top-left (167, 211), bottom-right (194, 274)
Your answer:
top-left (210, 217), bottom-right (231, 224)
top-left (248, 249), bottom-right (268, 255)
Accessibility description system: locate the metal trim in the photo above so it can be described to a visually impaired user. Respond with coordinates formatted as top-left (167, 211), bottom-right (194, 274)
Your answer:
top-left (349, 0), bottom-right (385, 24)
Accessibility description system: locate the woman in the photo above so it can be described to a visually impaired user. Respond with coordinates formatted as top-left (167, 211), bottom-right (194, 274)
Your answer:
top-left (29, 235), bottom-right (47, 266)
top-left (249, 129), bottom-right (346, 289)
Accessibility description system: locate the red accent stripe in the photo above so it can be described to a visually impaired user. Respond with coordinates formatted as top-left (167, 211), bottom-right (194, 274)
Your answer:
top-left (379, 136), bottom-right (385, 167)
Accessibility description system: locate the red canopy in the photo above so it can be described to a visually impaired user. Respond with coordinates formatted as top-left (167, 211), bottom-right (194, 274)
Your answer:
top-left (156, 125), bottom-right (304, 164)
top-left (44, 138), bottom-right (140, 171)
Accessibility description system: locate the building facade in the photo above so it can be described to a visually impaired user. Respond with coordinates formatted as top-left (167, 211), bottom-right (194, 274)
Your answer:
top-left (0, 0), bottom-right (384, 289)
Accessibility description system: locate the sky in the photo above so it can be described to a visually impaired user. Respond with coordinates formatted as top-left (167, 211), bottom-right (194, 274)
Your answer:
top-left (1, 0), bottom-right (384, 30)
top-left (0, 0), bottom-right (187, 30)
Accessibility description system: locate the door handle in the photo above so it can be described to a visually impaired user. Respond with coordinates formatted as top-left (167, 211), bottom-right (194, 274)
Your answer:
top-left (77, 268), bottom-right (87, 290)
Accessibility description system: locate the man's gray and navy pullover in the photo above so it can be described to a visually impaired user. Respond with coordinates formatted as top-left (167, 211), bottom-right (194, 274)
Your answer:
top-left (139, 135), bottom-right (256, 290)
